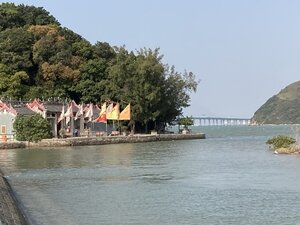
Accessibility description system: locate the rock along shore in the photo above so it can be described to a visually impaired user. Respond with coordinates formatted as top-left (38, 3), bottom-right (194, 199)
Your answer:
top-left (0, 133), bottom-right (205, 149)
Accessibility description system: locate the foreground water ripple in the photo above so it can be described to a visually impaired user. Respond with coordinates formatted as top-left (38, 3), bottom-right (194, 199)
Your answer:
top-left (1, 125), bottom-right (300, 224)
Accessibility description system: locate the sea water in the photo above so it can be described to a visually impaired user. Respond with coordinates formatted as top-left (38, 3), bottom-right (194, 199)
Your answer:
top-left (1, 125), bottom-right (300, 225)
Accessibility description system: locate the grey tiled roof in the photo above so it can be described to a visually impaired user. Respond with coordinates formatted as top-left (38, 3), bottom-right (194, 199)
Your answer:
top-left (14, 106), bottom-right (36, 115)
top-left (44, 102), bottom-right (64, 113)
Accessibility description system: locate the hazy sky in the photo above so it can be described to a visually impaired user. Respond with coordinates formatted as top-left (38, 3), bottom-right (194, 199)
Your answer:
top-left (2, 0), bottom-right (300, 118)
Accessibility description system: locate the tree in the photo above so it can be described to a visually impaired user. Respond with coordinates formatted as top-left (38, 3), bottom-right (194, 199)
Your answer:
top-left (75, 58), bottom-right (108, 103)
top-left (99, 47), bottom-right (198, 133)
top-left (157, 66), bottom-right (198, 125)
top-left (13, 114), bottom-right (52, 142)
top-left (93, 41), bottom-right (116, 60)
top-left (0, 27), bottom-right (33, 73)
top-left (0, 3), bottom-right (59, 31)
top-left (0, 64), bottom-right (29, 99)
top-left (179, 116), bottom-right (194, 129)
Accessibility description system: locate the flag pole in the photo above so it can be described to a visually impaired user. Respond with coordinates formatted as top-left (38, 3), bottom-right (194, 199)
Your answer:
top-left (106, 121), bottom-right (108, 135)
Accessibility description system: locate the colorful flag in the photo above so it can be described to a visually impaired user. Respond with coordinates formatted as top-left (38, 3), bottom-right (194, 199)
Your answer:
top-left (94, 102), bottom-right (107, 123)
top-left (71, 100), bottom-right (79, 109)
top-left (106, 103), bottom-right (113, 113)
top-left (75, 104), bottom-right (83, 120)
top-left (84, 103), bottom-right (94, 122)
top-left (57, 105), bottom-right (65, 123)
top-left (119, 104), bottom-right (131, 120)
top-left (94, 114), bottom-right (107, 123)
top-left (100, 102), bottom-right (106, 116)
top-left (107, 103), bottom-right (120, 120)
top-left (64, 104), bottom-right (73, 125)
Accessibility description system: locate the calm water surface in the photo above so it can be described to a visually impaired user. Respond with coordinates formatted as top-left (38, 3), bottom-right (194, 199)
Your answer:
top-left (1, 125), bottom-right (300, 225)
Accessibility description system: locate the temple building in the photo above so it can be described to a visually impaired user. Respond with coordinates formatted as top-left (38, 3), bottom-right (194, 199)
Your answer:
top-left (0, 99), bottom-right (101, 142)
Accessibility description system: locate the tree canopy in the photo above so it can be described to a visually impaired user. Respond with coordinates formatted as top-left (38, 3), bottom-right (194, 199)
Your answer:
top-left (0, 3), bottom-right (199, 132)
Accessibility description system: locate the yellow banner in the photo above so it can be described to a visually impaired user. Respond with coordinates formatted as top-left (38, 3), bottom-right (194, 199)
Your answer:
top-left (119, 104), bottom-right (131, 120)
top-left (100, 102), bottom-right (106, 115)
top-left (107, 103), bottom-right (120, 120)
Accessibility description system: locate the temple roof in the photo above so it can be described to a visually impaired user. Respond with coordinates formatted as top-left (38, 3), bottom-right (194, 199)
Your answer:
top-left (14, 105), bottom-right (36, 115)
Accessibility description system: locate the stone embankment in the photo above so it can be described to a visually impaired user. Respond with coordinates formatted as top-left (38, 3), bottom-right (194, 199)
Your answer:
top-left (0, 133), bottom-right (205, 149)
top-left (0, 171), bottom-right (28, 225)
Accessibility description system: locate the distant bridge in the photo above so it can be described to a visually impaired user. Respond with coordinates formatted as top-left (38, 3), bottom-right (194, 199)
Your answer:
top-left (192, 116), bottom-right (251, 126)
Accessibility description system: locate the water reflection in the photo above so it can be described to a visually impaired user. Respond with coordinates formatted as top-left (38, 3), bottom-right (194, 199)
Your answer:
top-left (0, 143), bottom-right (137, 173)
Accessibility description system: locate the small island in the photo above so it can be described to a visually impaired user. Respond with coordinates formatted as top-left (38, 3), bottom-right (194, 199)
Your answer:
top-left (266, 135), bottom-right (300, 154)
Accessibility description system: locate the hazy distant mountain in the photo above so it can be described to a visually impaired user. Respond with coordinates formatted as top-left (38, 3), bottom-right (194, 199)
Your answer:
top-left (251, 81), bottom-right (300, 124)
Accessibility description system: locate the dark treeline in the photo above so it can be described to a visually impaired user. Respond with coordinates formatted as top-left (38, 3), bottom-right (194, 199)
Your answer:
top-left (0, 3), bottom-right (198, 132)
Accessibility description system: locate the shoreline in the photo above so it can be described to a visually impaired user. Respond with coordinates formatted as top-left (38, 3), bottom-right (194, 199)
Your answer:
top-left (0, 133), bottom-right (205, 149)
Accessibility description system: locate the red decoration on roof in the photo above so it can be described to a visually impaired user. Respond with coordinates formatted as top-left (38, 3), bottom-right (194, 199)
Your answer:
top-left (26, 99), bottom-right (46, 117)
top-left (26, 99), bottom-right (46, 112)
top-left (0, 102), bottom-right (17, 116)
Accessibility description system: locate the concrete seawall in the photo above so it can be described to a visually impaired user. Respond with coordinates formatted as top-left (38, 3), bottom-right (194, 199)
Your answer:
top-left (0, 133), bottom-right (205, 149)
top-left (0, 171), bottom-right (29, 225)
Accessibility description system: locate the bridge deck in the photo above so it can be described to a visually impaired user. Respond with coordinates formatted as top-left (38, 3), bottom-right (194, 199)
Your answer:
top-left (191, 117), bottom-right (251, 126)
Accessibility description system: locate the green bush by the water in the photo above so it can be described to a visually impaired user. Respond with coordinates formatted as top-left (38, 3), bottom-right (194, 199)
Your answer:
top-left (266, 135), bottom-right (296, 149)
top-left (13, 114), bottom-right (52, 142)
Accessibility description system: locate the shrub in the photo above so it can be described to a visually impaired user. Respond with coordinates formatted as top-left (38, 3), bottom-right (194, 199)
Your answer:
top-left (13, 114), bottom-right (52, 142)
top-left (266, 135), bottom-right (296, 149)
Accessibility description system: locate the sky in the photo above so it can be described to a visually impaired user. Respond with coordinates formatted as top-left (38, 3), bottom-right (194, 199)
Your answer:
top-left (2, 0), bottom-right (300, 118)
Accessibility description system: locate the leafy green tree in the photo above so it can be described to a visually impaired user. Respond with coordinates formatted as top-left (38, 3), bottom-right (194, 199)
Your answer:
top-left (103, 47), bottom-right (135, 100)
top-left (0, 27), bottom-right (33, 72)
top-left (0, 64), bottom-right (29, 99)
top-left (13, 114), bottom-right (52, 142)
top-left (72, 39), bottom-right (93, 60)
top-left (93, 41), bottom-right (116, 60)
top-left (0, 3), bottom-right (59, 31)
top-left (157, 65), bottom-right (198, 125)
top-left (17, 4), bottom-right (59, 26)
top-left (101, 47), bottom-right (198, 132)
top-left (179, 116), bottom-right (194, 129)
top-left (130, 48), bottom-right (164, 132)
top-left (76, 59), bottom-right (108, 102)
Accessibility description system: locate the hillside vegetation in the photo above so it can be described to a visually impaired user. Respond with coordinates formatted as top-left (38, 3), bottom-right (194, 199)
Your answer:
top-left (0, 3), bottom-right (198, 132)
top-left (251, 81), bottom-right (300, 124)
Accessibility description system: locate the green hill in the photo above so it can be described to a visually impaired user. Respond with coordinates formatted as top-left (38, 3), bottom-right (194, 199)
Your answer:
top-left (251, 81), bottom-right (300, 124)
top-left (0, 3), bottom-right (198, 132)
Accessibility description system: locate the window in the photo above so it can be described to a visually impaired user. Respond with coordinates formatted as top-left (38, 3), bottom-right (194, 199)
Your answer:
top-left (1, 125), bottom-right (6, 134)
